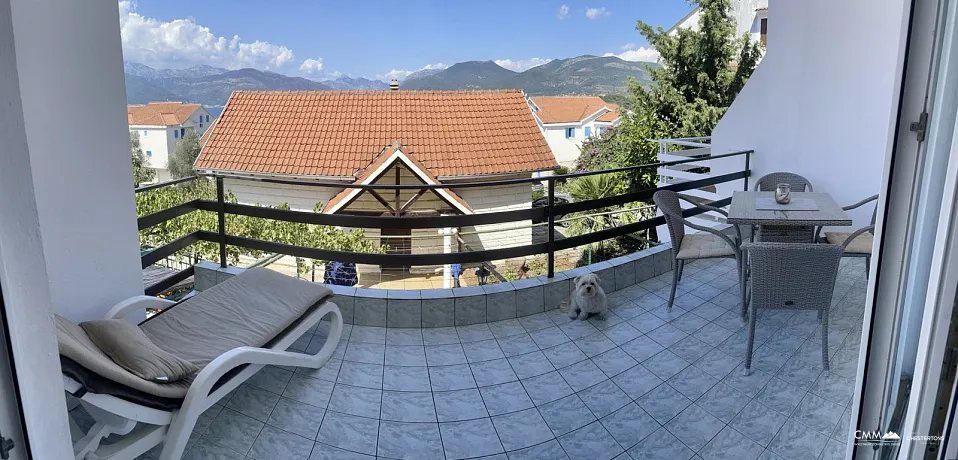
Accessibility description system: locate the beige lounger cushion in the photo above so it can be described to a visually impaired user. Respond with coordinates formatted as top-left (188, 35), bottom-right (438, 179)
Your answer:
top-left (80, 319), bottom-right (198, 382)
top-left (140, 268), bottom-right (332, 368)
top-left (825, 231), bottom-right (873, 254)
top-left (676, 234), bottom-right (735, 259)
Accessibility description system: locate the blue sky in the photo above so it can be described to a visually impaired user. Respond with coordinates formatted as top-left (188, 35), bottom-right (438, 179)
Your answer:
top-left (119, 0), bottom-right (690, 81)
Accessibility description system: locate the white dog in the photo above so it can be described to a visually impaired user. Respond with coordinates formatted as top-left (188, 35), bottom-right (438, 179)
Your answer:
top-left (568, 273), bottom-right (608, 321)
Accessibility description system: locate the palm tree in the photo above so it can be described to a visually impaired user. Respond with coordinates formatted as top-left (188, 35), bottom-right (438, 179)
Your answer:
top-left (563, 174), bottom-right (654, 264)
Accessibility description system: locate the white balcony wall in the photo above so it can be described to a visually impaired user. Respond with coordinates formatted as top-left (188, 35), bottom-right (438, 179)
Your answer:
top-left (710, 0), bottom-right (911, 230)
top-left (10, 0), bottom-right (144, 321)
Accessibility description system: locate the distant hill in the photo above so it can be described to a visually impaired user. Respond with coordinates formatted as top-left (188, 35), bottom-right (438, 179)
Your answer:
top-left (400, 55), bottom-right (655, 95)
top-left (403, 68), bottom-right (444, 81)
top-left (323, 76), bottom-right (389, 90)
top-left (402, 61), bottom-right (517, 90)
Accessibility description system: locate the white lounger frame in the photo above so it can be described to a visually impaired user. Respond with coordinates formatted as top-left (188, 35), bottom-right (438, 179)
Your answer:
top-left (65, 294), bottom-right (343, 460)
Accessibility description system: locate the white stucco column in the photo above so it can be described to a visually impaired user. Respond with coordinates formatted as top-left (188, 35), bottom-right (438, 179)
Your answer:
top-left (439, 228), bottom-right (459, 288)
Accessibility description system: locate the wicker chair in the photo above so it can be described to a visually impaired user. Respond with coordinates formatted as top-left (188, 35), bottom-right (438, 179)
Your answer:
top-left (741, 242), bottom-right (844, 376)
top-left (816, 194), bottom-right (879, 275)
top-left (653, 190), bottom-right (747, 319)
top-left (753, 172), bottom-right (816, 243)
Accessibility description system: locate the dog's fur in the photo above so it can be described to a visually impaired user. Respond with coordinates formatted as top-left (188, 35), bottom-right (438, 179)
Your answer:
top-left (568, 273), bottom-right (608, 321)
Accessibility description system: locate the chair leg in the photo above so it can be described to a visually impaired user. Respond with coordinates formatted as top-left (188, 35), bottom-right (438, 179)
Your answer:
top-left (676, 259), bottom-right (685, 282)
top-left (736, 254), bottom-right (748, 321)
top-left (667, 259), bottom-right (681, 313)
top-left (821, 308), bottom-right (830, 376)
top-left (744, 297), bottom-right (757, 376)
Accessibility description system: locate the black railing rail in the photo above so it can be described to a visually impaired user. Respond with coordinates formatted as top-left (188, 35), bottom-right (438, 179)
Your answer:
top-left (137, 150), bottom-right (753, 294)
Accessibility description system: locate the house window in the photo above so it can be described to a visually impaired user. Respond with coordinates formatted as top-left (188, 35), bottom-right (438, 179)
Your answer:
top-left (174, 130), bottom-right (178, 139)
top-left (143, 130), bottom-right (147, 136)
top-left (597, 127), bottom-right (604, 135)
top-left (206, 115), bottom-right (210, 122)
top-left (199, 123), bottom-right (203, 128)
top-left (565, 127), bottom-right (575, 139)
top-left (585, 127), bottom-right (592, 137)
top-left (760, 18), bottom-right (767, 46)
top-left (146, 150), bottom-right (152, 158)
top-left (181, 128), bottom-right (185, 137)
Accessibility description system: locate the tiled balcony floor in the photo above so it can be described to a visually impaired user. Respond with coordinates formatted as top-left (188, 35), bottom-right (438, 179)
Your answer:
top-left (127, 258), bottom-right (867, 460)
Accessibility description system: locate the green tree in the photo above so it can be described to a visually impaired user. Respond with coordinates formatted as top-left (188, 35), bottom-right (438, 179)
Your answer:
top-left (130, 131), bottom-right (155, 186)
top-left (167, 129), bottom-right (202, 178)
top-left (577, 0), bottom-right (760, 190)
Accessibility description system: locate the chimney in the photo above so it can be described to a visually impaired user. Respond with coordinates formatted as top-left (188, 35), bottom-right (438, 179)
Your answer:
top-left (389, 79), bottom-right (400, 91)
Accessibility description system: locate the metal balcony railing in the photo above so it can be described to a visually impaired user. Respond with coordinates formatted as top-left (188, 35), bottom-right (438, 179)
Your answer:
top-left (137, 149), bottom-right (753, 295)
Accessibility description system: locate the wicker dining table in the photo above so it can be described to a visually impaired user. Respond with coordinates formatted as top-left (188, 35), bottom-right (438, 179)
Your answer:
top-left (727, 191), bottom-right (853, 237)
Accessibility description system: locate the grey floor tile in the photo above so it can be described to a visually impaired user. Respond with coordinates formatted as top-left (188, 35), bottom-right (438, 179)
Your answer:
top-left (425, 343), bottom-right (468, 366)
top-left (729, 400), bottom-right (788, 447)
top-left (497, 334), bottom-right (539, 357)
top-left (808, 374), bottom-right (855, 407)
top-left (698, 426), bottom-right (765, 460)
top-left (532, 326), bottom-right (572, 349)
top-left (694, 348), bottom-right (743, 380)
top-left (464, 339), bottom-right (507, 363)
top-left (537, 394), bottom-right (595, 436)
top-left (612, 364), bottom-right (663, 400)
top-left (664, 404), bottom-right (724, 451)
top-left (296, 358), bottom-right (342, 383)
top-left (578, 379), bottom-right (629, 419)
top-left (434, 389), bottom-right (489, 422)
top-left (593, 348), bottom-right (639, 378)
top-left (755, 378), bottom-right (806, 416)
top-left (509, 351), bottom-right (557, 380)
top-left (627, 427), bottom-right (694, 460)
top-left (790, 393), bottom-right (845, 435)
top-left (344, 342), bottom-right (386, 365)
top-left (385, 328), bottom-right (424, 346)
top-left (183, 437), bottom-right (245, 460)
top-left (643, 350), bottom-right (690, 381)
top-left (575, 332), bottom-right (618, 357)
top-left (380, 391), bottom-right (436, 422)
top-left (747, 345), bottom-right (792, 375)
top-left (385, 345), bottom-right (427, 367)
top-left (429, 364), bottom-right (477, 391)
top-left (471, 358), bottom-right (519, 387)
top-left (819, 438), bottom-right (847, 460)
top-left (457, 324), bottom-right (496, 343)
top-left (669, 310), bottom-right (710, 333)
top-left (225, 384), bottom-right (280, 422)
top-left (602, 322), bottom-right (643, 345)
top-left (248, 425), bottom-right (314, 460)
top-left (284, 375), bottom-right (337, 409)
top-left (308, 441), bottom-right (375, 460)
top-left (248, 366), bottom-right (294, 394)
top-left (492, 407), bottom-right (555, 451)
top-left (349, 326), bottom-right (387, 344)
top-left (767, 419), bottom-right (829, 460)
top-left (422, 327), bottom-right (460, 345)
top-left (521, 371), bottom-right (575, 406)
top-left (520, 313), bottom-right (558, 333)
top-left (327, 384), bottom-right (382, 419)
top-left (695, 383), bottom-right (750, 423)
top-left (480, 381), bottom-right (534, 416)
top-left (204, 408), bottom-right (264, 455)
top-left (382, 365), bottom-right (431, 392)
top-left (670, 336), bottom-right (714, 363)
top-left (600, 403), bottom-right (658, 451)
top-left (559, 360), bottom-right (607, 392)
top-left (316, 411), bottom-right (379, 456)
top-left (560, 320), bottom-right (600, 340)
top-left (628, 312), bottom-right (667, 334)
top-left (646, 324), bottom-right (690, 348)
top-left (543, 343), bottom-right (589, 369)
top-left (377, 421), bottom-right (444, 460)
top-left (775, 358), bottom-right (824, 390)
top-left (440, 418), bottom-right (505, 460)
top-left (267, 397), bottom-right (325, 440)
top-left (721, 368), bottom-right (773, 398)
top-left (832, 408), bottom-right (851, 441)
top-left (557, 421), bottom-right (624, 460)
top-left (505, 439), bottom-right (570, 460)
top-left (667, 365), bottom-right (719, 400)
top-left (488, 318), bottom-right (528, 338)
top-left (635, 384), bottom-right (692, 425)
top-left (619, 335), bottom-right (666, 363)
top-left (336, 362), bottom-right (384, 389)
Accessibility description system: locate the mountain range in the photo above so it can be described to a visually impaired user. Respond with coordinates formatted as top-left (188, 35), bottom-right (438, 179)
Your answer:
top-left (123, 55), bottom-right (655, 110)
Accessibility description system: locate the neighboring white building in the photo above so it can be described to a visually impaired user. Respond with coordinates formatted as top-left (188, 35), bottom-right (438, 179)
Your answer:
top-left (529, 96), bottom-right (622, 167)
top-left (668, 0), bottom-right (768, 47)
top-left (194, 89), bottom-right (557, 286)
top-left (128, 102), bottom-right (212, 182)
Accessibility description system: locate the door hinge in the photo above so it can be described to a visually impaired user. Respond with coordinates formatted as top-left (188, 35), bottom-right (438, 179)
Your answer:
top-left (0, 433), bottom-right (14, 460)
top-left (910, 111), bottom-right (929, 142)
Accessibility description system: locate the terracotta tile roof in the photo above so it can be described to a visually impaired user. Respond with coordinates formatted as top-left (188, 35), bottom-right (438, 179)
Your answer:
top-left (195, 89), bottom-right (557, 178)
top-left (200, 118), bottom-right (218, 146)
top-left (324, 144), bottom-right (473, 214)
top-left (531, 96), bottom-right (621, 124)
top-left (128, 102), bottom-right (201, 126)
top-left (755, 6), bottom-right (768, 11)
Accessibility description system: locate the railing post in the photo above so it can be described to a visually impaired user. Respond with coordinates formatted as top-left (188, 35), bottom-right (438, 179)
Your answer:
top-left (743, 150), bottom-right (751, 191)
top-left (216, 176), bottom-right (227, 268)
top-left (547, 176), bottom-right (555, 278)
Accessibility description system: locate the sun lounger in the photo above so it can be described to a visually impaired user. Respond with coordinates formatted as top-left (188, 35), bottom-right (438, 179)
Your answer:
top-left (58, 268), bottom-right (342, 460)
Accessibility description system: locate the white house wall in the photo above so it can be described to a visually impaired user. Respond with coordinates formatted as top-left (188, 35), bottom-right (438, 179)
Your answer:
top-left (130, 107), bottom-right (211, 181)
top-left (457, 181), bottom-right (533, 255)
top-left (224, 178), bottom-right (339, 211)
top-left (542, 121), bottom-right (615, 167)
top-left (710, 0), bottom-right (909, 230)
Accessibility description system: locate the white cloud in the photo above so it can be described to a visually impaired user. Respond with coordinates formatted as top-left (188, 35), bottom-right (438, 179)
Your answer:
top-left (376, 63), bottom-right (449, 82)
top-left (557, 5), bottom-right (569, 19)
top-left (299, 58), bottom-right (323, 74)
top-left (118, 1), bottom-right (299, 70)
top-left (585, 7), bottom-right (611, 19)
top-left (604, 44), bottom-right (660, 62)
top-left (494, 58), bottom-right (553, 72)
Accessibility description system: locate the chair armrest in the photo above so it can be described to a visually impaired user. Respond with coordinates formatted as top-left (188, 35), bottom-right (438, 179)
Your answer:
top-left (842, 194), bottom-right (879, 211)
top-left (676, 195), bottom-right (729, 216)
top-left (842, 225), bottom-right (875, 248)
top-left (105, 295), bottom-right (176, 320)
